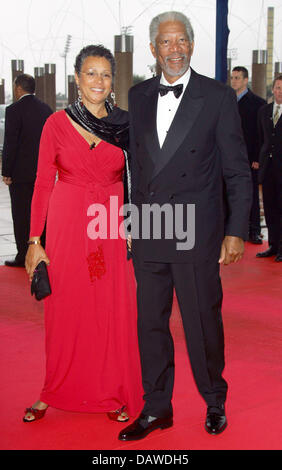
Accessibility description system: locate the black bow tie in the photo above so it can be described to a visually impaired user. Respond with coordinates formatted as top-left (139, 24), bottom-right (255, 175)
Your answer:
top-left (159, 83), bottom-right (183, 99)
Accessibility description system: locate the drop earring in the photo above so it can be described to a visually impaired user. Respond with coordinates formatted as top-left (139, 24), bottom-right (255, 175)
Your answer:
top-left (106, 90), bottom-right (115, 111)
top-left (110, 90), bottom-right (116, 105)
top-left (77, 86), bottom-right (82, 104)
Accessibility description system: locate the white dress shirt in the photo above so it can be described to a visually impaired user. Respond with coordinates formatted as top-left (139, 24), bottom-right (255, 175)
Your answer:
top-left (156, 67), bottom-right (191, 148)
top-left (18, 93), bottom-right (34, 100)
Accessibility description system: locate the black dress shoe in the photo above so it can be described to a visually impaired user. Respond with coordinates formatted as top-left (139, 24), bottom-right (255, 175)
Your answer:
top-left (275, 254), bottom-right (282, 262)
top-left (118, 413), bottom-right (173, 441)
top-left (204, 406), bottom-right (227, 435)
top-left (256, 246), bottom-right (277, 258)
top-left (248, 234), bottom-right (263, 244)
top-left (4, 259), bottom-right (25, 267)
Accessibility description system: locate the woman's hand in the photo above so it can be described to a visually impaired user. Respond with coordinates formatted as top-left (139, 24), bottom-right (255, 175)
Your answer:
top-left (25, 243), bottom-right (50, 281)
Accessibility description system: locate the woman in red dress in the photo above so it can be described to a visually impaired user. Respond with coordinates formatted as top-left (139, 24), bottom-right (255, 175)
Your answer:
top-left (24, 45), bottom-right (143, 423)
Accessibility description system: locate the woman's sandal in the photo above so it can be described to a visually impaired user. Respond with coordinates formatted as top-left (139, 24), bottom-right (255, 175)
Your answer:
top-left (107, 405), bottom-right (129, 422)
top-left (23, 406), bottom-right (48, 423)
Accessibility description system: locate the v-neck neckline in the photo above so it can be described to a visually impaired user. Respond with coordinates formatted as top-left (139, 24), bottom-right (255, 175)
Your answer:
top-left (64, 111), bottom-right (105, 150)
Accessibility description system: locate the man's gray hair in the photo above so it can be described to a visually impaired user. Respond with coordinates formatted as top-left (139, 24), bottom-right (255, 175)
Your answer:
top-left (149, 11), bottom-right (194, 46)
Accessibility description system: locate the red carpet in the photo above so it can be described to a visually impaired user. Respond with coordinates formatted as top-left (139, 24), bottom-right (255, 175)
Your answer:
top-left (0, 242), bottom-right (282, 450)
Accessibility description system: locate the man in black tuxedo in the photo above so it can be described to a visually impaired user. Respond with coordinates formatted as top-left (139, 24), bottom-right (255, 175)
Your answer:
top-left (256, 75), bottom-right (282, 262)
top-left (119, 11), bottom-right (251, 441)
top-left (231, 66), bottom-right (266, 244)
top-left (2, 74), bottom-right (52, 267)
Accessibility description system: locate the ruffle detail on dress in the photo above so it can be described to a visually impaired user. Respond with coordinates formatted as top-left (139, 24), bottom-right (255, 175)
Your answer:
top-left (87, 245), bottom-right (106, 282)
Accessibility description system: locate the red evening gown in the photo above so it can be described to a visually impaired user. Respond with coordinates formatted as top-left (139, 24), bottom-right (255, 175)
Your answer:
top-left (29, 110), bottom-right (144, 416)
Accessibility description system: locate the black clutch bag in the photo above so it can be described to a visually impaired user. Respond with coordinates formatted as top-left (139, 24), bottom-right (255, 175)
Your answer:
top-left (31, 261), bottom-right (51, 301)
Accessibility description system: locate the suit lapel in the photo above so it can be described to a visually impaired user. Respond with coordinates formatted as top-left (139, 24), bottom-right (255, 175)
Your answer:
top-left (150, 69), bottom-right (204, 180)
top-left (266, 103), bottom-right (274, 130)
top-left (142, 77), bottom-right (161, 167)
top-left (276, 114), bottom-right (282, 128)
top-left (274, 104), bottom-right (282, 128)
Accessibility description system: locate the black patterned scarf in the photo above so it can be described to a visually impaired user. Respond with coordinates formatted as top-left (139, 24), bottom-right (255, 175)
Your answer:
top-left (65, 99), bottom-right (129, 150)
top-left (65, 100), bottom-right (131, 207)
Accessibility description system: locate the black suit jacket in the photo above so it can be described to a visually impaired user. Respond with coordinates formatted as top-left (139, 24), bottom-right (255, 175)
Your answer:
top-left (128, 69), bottom-right (252, 264)
top-left (2, 95), bottom-right (52, 183)
top-left (258, 102), bottom-right (282, 183)
top-left (237, 89), bottom-right (266, 164)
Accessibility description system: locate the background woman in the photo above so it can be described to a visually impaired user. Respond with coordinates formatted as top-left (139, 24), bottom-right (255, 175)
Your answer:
top-left (24, 45), bottom-right (143, 423)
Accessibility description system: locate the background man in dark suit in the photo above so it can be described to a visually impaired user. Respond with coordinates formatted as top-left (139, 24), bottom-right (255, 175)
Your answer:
top-left (231, 66), bottom-right (266, 244)
top-left (1, 74), bottom-right (52, 267)
top-left (119, 11), bottom-right (251, 441)
top-left (256, 75), bottom-right (282, 262)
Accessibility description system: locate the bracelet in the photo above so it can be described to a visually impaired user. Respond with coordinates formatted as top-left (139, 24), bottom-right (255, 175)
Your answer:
top-left (27, 240), bottom-right (41, 245)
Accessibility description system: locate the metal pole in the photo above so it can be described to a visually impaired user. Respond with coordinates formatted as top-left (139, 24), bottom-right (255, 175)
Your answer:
top-left (11, 60), bottom-right (24, 102)
top-left (68, 75), bottom-right (78, 104)
top-left (114, 33), bottom-right (133, 110)
top-left (266, 7), bottom-right (274, 88)
top-left (61, 35), bottom-right (72, 99)
top-left (44, 63), bottom-right (56, 111)
top-left (0, 79), bottom-right (5, 104)
top-left (34, 67), bottom-right (45, 102)
top-left (215, 0), bottom-right (230, 83)
top-left (252, 50), bottom-right (267, 99)
top-left (65, 56), bottom-right (67, 98)
top-left (274, 62), bottom-right (282, 78)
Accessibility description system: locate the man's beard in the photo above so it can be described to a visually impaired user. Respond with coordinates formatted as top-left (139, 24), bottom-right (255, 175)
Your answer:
top-left (162, 53), bottom-right (189, 77)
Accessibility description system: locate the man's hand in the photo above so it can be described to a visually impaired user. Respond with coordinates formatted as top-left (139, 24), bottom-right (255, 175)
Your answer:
top-left (219, 236), bottom-right (244, 265)
top-left (2, 176), bottom-right (12, 185)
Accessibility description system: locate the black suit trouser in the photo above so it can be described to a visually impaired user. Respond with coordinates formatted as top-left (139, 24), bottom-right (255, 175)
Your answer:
top-left (262, 159), bottom-right (282, 254)
top-left (9, 182), bottom-right (35, 262)
top-left (133, 257), bottom-right (228, 418)
top-left (249, 168), bottom-right (261, 235)
top-left (9, 182), bottom-right (46, 262)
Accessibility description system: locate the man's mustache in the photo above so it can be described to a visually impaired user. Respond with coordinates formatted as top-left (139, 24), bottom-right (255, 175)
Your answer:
top-left (164, 53), bottom-right (188, 63)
